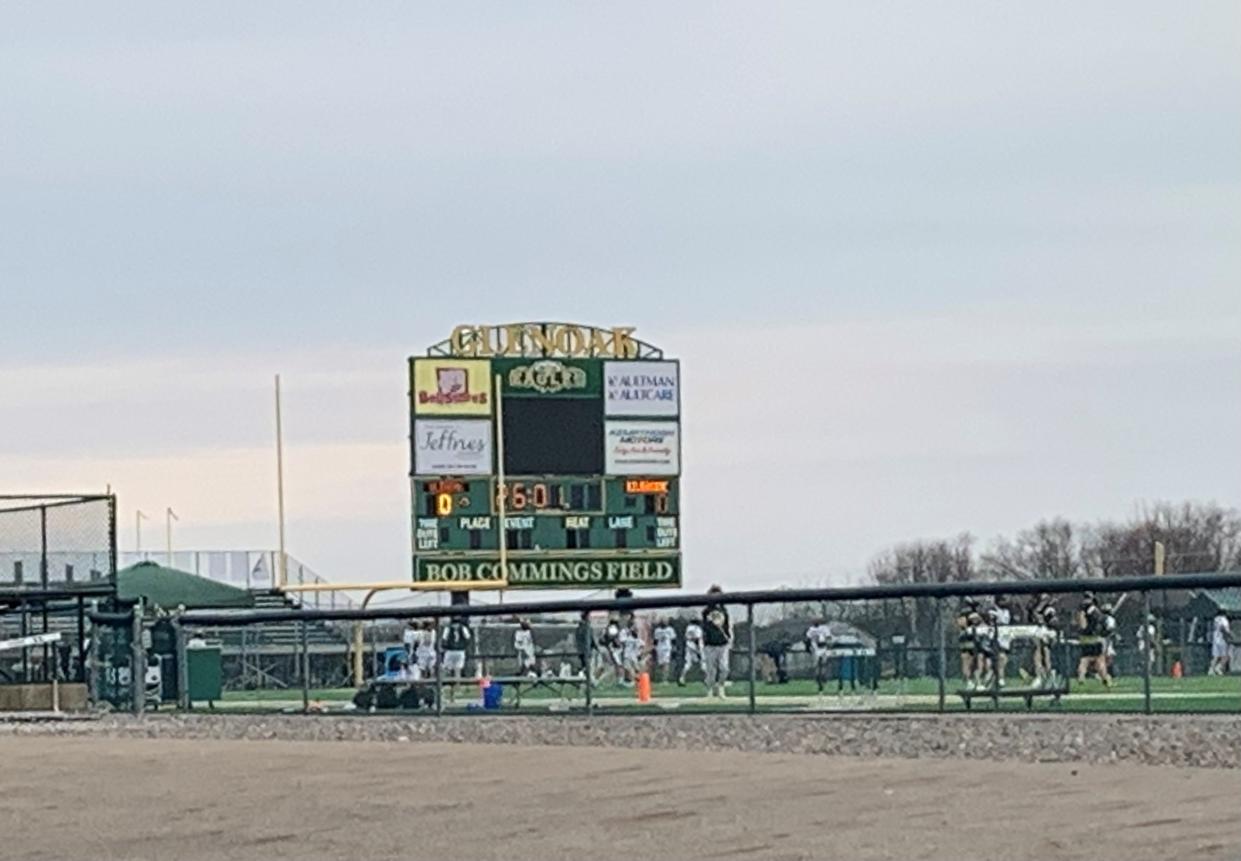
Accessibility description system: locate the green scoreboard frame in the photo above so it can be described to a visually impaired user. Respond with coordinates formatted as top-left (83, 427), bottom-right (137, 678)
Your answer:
top-left (409, 322), bottom-right (682, 590)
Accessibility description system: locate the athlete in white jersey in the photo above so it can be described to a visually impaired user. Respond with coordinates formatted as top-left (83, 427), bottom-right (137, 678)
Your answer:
top-left (652, 620), bottom-right (677, 682)
top-left (805, 621), bottom-right (833, 693)
top-left (621, 622), bottom-right (645, 679)
top-left (514, 619), bottom-right (537, 675)
top-left (678, 622), bottom-right (704, 685)
top-left (414, 621), bottom-right (437, 676)
top-left (402, 621), bottom-right (418, 661)
top-left (1209, 611), bottom-right (1233, 675)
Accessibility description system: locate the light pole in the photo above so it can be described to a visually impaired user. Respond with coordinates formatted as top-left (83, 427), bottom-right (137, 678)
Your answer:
top-left (135, 510), bottom-right (149, 556)
top-left (274, 374), bottom-right (289, 590)
top-left (166, 508), bottom-right (179, 567)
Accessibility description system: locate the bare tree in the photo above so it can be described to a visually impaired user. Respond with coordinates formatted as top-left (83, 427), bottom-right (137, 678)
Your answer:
top-left (867, 534), bottom-right (975, 646)
top-left (1085, 501), bottom-right (1241, 578)
top-left (980, 518), bottom-right (1087, 581)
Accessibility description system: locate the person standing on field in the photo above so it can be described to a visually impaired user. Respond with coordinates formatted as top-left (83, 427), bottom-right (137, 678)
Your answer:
top-left (701, 585), bottom-right (732, 699)
top-left (805, 619), bottom-right (834, 694)
top-left (652, 618), bottom-right (677, 683)
top-left (679, 620), bottom-right (704, 685)
top-left (514, 618), bottom-right (537, 676)
top-left (440, 616), bottom-right (471, 701)
top-left (1209, 610), bottom-right (1234, 675)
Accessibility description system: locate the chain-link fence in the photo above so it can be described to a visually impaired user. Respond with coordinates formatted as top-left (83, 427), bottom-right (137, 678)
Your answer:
top-left (0, 495), bottom-right (116, 588)
top-left (0, 495), bottom-right (117, 697)
top-left (170, 572), bottom-right (1241, 716)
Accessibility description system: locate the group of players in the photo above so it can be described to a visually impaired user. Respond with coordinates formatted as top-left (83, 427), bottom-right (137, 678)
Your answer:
top-left (399, 587), bottom-right (1191, 700)
top-left (590, 587), bottom-right (735, 697)
top-left (397, 587), bottom-right (737, 698)
top-left (956, 591), bottom-right (1140, 690)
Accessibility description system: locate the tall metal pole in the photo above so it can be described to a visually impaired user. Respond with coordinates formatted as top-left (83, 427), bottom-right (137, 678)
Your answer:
top-left (275, 374), bottom-right (288, 590)
top-left (165, 508), bottom-right (179, 567)
top-left (747, 603), bottom-right (757, 714)
top-left (135, 510), bottom-right (148, 555)
top-left (494, 373), bottom-right (508, 589)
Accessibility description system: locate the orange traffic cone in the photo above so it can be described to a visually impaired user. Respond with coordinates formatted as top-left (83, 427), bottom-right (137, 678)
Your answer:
top-left (636, 672), bottom-right (652, 703)
top-left (1171, 660), bottom-right (1183, 679)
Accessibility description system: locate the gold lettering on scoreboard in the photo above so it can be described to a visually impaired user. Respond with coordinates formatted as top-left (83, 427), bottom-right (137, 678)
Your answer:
top-left (449, 324), bottom-right (639, 359)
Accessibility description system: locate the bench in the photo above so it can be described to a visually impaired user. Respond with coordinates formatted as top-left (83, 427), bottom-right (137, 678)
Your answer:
top-left (956, 684), bottom-right (1068, 710)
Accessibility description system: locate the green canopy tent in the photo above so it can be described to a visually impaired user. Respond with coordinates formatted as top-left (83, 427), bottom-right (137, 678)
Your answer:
top-left (116, 561), bottom-right (255, 610)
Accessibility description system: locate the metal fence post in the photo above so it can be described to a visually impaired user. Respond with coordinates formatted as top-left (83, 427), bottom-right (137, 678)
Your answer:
top-left (747, 603), bottom-right (757, 715)
top-left (131, 599), bottom-right (145, 716)
top-left (584, 617), bottom-right (594, 715)
top-left (174, 619), bottom-right (189, 710)
top-left (75, 596), bottom-right (86, 684)
top-left (1142, 590), bottom-right (1152, 716)
top-left (300, 619), bottom-right (310, 713)
top-left (936, 597), bottom-right (946, 713)
top-left (434, 622), bottom-right (444, 717)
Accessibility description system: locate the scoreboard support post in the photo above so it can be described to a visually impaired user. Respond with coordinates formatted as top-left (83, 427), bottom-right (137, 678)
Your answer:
top-left (493, 372), bottom-right (509, 600)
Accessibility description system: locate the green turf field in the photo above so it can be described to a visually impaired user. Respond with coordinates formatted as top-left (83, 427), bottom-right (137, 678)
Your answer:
top-left (216, 673), bottom-right (1239, 714)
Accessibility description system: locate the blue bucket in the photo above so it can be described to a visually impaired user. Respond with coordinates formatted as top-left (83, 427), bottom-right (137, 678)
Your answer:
top-left (483, 682), bottom-right (503, 710)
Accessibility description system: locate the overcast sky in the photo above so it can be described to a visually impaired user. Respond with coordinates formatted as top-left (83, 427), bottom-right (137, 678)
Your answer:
top-left (2, 3), bottom-right (1238, 591)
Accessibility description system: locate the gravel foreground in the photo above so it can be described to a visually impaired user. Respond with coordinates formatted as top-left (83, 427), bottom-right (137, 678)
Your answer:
top-left (4, 711), bottom-right (1239, 768)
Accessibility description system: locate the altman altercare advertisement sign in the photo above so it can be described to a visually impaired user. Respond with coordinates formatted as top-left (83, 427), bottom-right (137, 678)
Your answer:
top-left (604, 360), bottom-right (679, 417)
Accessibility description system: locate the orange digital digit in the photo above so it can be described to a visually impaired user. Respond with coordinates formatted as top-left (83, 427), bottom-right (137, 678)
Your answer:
top-left (435, 492), bottom-right (453, 516)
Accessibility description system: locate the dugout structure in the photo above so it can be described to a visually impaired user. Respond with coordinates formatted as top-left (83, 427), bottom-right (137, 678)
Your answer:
top-left (0, 495), bottom-right (119, 704)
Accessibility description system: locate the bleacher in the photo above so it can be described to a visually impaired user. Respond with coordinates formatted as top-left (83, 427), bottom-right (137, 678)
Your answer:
top-left (199, 591), bottom-right (350, 656)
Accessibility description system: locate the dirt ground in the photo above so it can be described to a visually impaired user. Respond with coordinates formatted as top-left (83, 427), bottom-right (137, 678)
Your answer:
top-left (0, 737), bottom-right (1236, 861)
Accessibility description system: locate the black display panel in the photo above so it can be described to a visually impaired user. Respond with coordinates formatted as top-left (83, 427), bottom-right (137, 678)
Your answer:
top-left (501, 397), bottom-right (603, 474)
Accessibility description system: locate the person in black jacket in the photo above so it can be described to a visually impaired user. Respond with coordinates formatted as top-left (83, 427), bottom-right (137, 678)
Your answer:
top-left (574, 610), bottom-right (596, 680)
top-left (440, 616), bottom-right (472, 701)
top-left (701, 585), bottom-right (732, 698)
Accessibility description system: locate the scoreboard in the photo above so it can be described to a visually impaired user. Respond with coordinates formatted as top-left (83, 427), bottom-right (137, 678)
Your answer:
top-left (410, 322), bottom-right (681, 590)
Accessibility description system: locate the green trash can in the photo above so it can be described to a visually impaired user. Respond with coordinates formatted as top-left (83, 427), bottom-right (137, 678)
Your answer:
top-left (186, 643), bottom-right (223, 705)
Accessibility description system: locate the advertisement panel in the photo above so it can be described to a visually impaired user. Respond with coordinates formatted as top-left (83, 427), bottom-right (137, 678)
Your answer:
top-left (493, 357), bottom-right (602, 398)
top-left (412, 419), bottom-right (493, 475)
top-left (411, 358), bottom-right (493, 415)
top-left (605, 421), bottom-right (679, 475)
top-left (604, 360), bottom-right (679, 416)
top-left (414, 554), bottom-right (681, 588)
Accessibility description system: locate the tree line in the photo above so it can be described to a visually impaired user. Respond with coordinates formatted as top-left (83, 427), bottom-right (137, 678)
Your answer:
top-left (868, 501), bottom-right (1240, 587)
top-left (857, 501), bottom-right (1239, 649)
